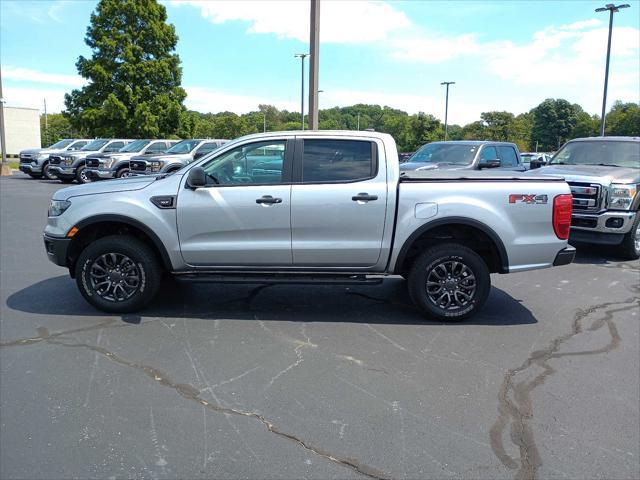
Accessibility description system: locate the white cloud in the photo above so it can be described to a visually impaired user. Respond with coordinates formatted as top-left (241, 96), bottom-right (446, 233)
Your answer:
top-left (3, 86), bottom-right (68, 112)
top-left (389, 33), bottom-right (482, 63)
top-left (3, 65), bottom-right (85, 88)
top-left (184, 85), bottom-right (297, 113)
top-left (171, 0), bottom-right (411, 43)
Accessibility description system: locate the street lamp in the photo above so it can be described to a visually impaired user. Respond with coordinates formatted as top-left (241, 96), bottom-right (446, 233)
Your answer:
top-left (440, 81), bottom-right (455, 141)
top-left (595, 3), bottom-right (630, 136)
top-left (294, 53), bottom-right (309, 130)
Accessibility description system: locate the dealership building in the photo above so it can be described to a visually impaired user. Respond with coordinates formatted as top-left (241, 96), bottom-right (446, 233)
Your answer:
top-left (0, 106), bottom-right (41, 155)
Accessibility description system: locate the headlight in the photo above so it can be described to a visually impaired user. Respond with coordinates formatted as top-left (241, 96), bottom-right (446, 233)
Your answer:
top-left (608, 184), bottom-right (638, 210)
top-left (103, 157), bottom-right (117, 169)
top-left (63, 156), bottom-right (74, 166)
top-left (37, 153), bottom-right (50, 160)
top-left (149, 160), bottom-right (163, 172)
top-left (48, 200), bottom-right (71, 217)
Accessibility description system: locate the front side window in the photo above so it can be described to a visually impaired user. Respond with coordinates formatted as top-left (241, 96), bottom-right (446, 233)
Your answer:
top-left (480, 146), bottom-right (498, 161)
top-left (104, 141), bottom-right (125, 152)
top-left (194, 142), bottom-right (223, 159)
top-left (68, 141), bottom-right (88, 150)
top-left (145, 141), bottom-right (168, 153)
top-left (166, 139), bottom-right (200, 154)
top-left (49, 139), bottom-right (73, 149)
top-left (302, 139), bottom-right (375, 183)
top-left (498, 146), bottom-right (518, 167)
top-left (81, 139), bottom-right (109, 151)
top-left (202, 141), bottom-right (286, 185)
top-left (120, 140), bottom-right (150, 153)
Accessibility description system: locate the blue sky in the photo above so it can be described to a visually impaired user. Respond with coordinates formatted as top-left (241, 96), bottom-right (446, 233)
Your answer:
top-left (1, 0), bottom-right (639, 125)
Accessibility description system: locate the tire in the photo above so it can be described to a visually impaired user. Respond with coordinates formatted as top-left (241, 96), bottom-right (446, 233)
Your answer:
top-left (618, 212), bottom-right (640, 260)
top-left (407, 244), bottom-right (491, 322)
top-left (75, 235), bottom-right (162, 313)
top-left (42, 162), bottom-right (57, 180)
top-left (115, 167), bottom-right (130, 178)
top-left (76, 165), bottom-right (91, 183)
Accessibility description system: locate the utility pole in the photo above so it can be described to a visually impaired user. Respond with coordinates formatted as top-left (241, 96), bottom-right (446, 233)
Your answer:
top-left (308, 0), bottom-right (320, 130)
top-left (263, 113), bottom-right (266, 133)
top-left (357, 113), bottom-right (360, 131)
top-left (44, 98), bottom-right (48, 146)
top-left (595, 3), bottom-right (630, 136)
top-left (440, 81), bottom-right (455, 141)
top-left (294, 53), bottom-right (309, 130)
top-left (0, 67), bottom-right (10, 176)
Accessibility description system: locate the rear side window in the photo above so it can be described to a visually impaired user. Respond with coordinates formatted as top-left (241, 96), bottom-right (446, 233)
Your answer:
top-left (104, 141), bottom-right (124, 152)
top-left (498, 146), bottom-right (518, 167)
top-left (302, 139), bottom-right (376, 183)
top-left (480, 146), bottom-right (498, 161)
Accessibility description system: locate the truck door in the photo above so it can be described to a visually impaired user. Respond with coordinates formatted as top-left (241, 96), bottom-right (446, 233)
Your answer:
top-left (290, 137), bottom-right (388, 267)
top-left (177, 139), bottom-right (293, 267)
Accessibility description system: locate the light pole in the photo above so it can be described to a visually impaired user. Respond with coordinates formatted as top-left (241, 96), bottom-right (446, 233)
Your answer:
top-left (262, 112), bottom-right (266, 133)
top-left (294, 53), bottom-right (309, 130)
top-left (0, 67), bottom-right (10, 176)
top-left (440, 81), bottom-right (455, 141)
top-left (595, 3), bottom-right (630, 136)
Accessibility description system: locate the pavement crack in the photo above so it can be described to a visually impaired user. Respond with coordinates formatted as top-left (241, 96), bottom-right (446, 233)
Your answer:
top-left (11, 326), bottom-right (390, 480)
top-left (490, 298), bottom-right (639, 480)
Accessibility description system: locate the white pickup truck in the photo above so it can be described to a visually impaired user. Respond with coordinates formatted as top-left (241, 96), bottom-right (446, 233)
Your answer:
top-left (43, 131), bottom-right (574, 321)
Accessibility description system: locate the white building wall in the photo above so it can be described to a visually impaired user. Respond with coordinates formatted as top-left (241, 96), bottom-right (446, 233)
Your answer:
top-left (0, 107), bottom-right (41, 155)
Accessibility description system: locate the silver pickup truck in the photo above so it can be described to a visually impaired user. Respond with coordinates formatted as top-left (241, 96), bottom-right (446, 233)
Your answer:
top-left (43, 131), bottom-right (574, 321)
top-left (19, 139), bottom-right (92, 180)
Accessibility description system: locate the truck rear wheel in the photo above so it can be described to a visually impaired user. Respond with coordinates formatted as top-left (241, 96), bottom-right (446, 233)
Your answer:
top-left (408, 244), bottom-right (490, 322)
top-left (76, 165), bottom-right (91, 183)
top-left (75, 235), bottom-right (162, 313)
top-left (618, 213), bottom-right (640, 260)
top-left (116, 167), bottom-right (131, 178)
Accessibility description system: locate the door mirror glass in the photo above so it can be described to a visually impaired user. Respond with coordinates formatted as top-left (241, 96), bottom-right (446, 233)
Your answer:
top-left (186, 166), bottom-right (206, 189)
top-left (478, 159), bottom-right (501, 169)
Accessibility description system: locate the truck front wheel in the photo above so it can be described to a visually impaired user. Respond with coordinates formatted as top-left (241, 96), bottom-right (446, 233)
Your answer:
top-left (75, 235), bottom-right (162, 313)
top-left (408, 244), bottom-right (491, 322)
top-left (42, 162), bottom-right (57, 180)
top-left (618, 213), bottom-right (640, 260)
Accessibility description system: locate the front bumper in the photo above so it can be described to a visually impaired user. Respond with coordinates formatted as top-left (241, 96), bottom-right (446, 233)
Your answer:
top-left (86, 168), bottom-right (116, 180)
top-left (49, 166), bottom-right (76, 178)
top-left (571, 211), bottom-right (636, 234)
top-left (43, 234), bottom-right (71, 267)
top-left (553, 246), bottom-right (576, 266)
top-left (19, 163), bottom-right (42, 174)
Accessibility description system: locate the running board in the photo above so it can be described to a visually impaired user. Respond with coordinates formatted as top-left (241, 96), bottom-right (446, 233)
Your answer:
top-left (173, 273), bottom-right (384, 286)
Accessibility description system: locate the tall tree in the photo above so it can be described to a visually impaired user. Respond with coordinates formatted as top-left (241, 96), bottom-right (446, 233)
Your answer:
top-left (64, 0), bottom-right (186, 137)
top-left (605, 101), bottom-right (640, 137)
top-left (480, 111), bottom-right (515, 141)
top-left (530, 99), bottom-right (582, 151)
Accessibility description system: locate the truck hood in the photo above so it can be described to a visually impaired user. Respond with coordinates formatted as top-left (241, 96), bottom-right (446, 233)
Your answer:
top-left (531, 164), bottom-right (639, 184)
top-left (138, 153), bottom-right (191, 162)
top-left (20, 148), bottom-right (45, 156)
top-left (53, 176), bottom-right (158, 200)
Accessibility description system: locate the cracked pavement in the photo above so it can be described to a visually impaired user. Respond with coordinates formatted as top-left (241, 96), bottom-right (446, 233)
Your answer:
top-left (1, 176), bottom-right (639, 480)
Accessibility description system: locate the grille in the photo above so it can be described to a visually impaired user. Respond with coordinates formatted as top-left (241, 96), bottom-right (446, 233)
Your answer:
top-left (568, 182), bottom-right (601, 212)
top-left (130, 160), bottom-right (147, 171)
top-left (86, 157), bottom-right (101, 168)
top-left (571, 217), bottom-right (597, 229)
top-left (49, 155), bottom-right (63, 165)
top-left (20, 154), bottom-right (33, 163)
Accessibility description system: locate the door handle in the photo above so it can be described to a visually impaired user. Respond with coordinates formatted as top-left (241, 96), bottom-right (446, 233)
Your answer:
top-left (351, 192), bottom-right (378, 202)
top-left (256, 195), bottom-right (282, 205)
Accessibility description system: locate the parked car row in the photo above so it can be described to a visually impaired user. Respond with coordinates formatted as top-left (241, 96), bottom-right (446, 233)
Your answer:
top-left (19, 138), bottom-right (228, 184)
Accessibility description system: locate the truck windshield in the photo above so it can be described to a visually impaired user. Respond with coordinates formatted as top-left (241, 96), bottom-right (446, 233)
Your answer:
top-left (166, 140), bottom-right (200, 154)
top-left (408, 143), bottom-right (478, 165)
top-left (48, 139), bottom-right (73, 149)
top-left (81, 139), bottom-right (109, 151)
top-left (551, 141), bottom-right (640, 168)
top-left (119, 140), bottom-right (150, 153)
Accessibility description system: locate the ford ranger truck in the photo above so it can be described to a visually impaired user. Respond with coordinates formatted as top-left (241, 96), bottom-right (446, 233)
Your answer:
top-left (19, 139), bottom-right (91, 180)
top-left (400, 141), bottom-right (526, 173)
top-left (531, 136), bottom-right (640, 259)
top-left (85, 139), bottom-right (176, 182)
top-left (128, 139), bottom-right (227, 175)
top-left (43, 131), bottom-right (574, 321)
top-left (48, 139), bottom-right (132, 184)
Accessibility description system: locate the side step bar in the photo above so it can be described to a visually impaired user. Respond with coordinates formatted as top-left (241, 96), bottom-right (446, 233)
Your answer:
top-left (173, 273), bottom-right (384, 286)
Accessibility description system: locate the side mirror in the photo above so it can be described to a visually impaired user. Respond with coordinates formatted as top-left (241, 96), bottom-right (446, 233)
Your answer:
top-left (529, 159), bottom-right (544, 169)
top-left (478, 159), bottom-right (501, 169)
top-left (186, 166), bottom-right (206, 189)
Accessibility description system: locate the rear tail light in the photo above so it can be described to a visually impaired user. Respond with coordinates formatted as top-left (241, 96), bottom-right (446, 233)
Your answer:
top-left (553, 194), bottom-right (573, 239)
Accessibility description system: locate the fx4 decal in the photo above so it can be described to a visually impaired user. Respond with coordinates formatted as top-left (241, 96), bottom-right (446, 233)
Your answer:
top-left (509, 194), bottom-right (548, 204)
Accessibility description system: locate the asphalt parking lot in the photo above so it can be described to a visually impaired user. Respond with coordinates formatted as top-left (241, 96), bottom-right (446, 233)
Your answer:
top-left (1, 174), bottom-right (639, 480)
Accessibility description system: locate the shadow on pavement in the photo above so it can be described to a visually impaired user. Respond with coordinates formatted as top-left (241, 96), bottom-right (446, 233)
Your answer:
top-left (571, 243), bottom-right (640, 267)
top-left (6, 275), bottom-right (537, 327)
